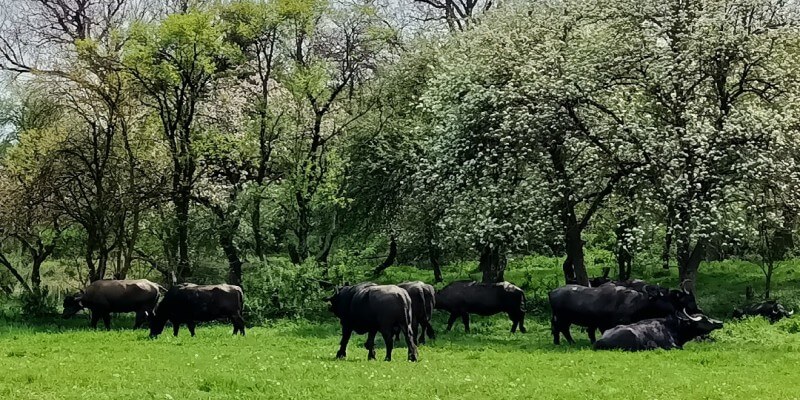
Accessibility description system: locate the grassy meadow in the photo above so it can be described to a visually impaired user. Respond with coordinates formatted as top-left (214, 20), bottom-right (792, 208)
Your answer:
top-left (2, 258), bottom-right (800, 399)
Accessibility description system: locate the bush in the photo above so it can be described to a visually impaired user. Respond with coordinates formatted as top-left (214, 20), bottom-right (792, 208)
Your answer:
top-left (18, 287), bottom-right (58, 317)
top-left (243, 259), bottom-right (329, 323)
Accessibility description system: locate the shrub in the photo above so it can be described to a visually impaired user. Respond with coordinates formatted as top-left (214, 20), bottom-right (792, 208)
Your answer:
top-left (18, 287), bottom-right (58, 317)
top-left (243, 259), bottom-right (329, 323)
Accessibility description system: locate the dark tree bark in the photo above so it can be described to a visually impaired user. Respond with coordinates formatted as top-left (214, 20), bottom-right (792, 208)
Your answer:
top-left (429, 245), bottom-right (443, 283)
top-left (0, 253), bottom-right (32, 293)
top-left (479, 244), bottom-right (505, 283)
top-left (174, 184), bottom-right (193, 279)
top-left (661, 205), bottom-right (674, 269)
top-left (616, 216), bottom-right (636, 281)
top-left (372, 235), bottom-right (397, 276)
top-left (220, 222), bottom-right (243, 287)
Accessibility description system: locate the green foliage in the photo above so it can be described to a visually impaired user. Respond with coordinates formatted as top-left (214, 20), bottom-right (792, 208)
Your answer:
top-left (243, 259), bottom-right (329, 321)
top-left (17, 287), bottom-right (58, 317)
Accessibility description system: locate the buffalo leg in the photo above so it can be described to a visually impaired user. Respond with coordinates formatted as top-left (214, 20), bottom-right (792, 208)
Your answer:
top-left (587, 327), bottom-right (597, 344)
top-left (379, 328), bottom-right (394, 361)
top-left (561, 324), bottom-right (575, 344)
top-left (173, 323), bottom-right (180, 337)
top-left (232, 314), bottom-right (246, 336)
top-left (90, 312), bottom-right (100, 329)
top-left (416, 321), bottom-right (425, 345)
top-left (400, 324), bottom-right (418, 362)
top-left (518, 314), bottom-right (527, 334)
top-left (425, 321), bottom-right (436, 341)
top-left (133, 311), bottom-right (145, 329)
top-left (336, 326), bottom-right (352, 359)
top-left (446, 313), bottom-right (458, 331)
top-left (510, 313), bottom-right (519, 333)
top-left (187, 321), bottom-right (196, 337)
top-left (102, 314), bottom-right (111, 331)
top-left (461, 313), bottom-right (470, 333)
top-left (551, 316), bottom-right (560, 345)
top-left (365, 331), bottom-right (377, 360)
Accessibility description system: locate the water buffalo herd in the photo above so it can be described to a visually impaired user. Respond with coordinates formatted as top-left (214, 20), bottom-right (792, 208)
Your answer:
top-left (61, 276), bottom-right (793, 360)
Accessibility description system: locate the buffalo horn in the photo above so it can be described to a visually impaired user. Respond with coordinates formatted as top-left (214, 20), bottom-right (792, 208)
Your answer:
top-left (683, 308), bottom-right (702, 322)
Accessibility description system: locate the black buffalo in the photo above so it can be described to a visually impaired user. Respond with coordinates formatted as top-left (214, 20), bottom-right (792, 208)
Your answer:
top-left (328, 283), bottom-right (418, 361)
top-left (594, 310), bottom-right (723, 351)
top-left (394, 281), bottom-right (436, 344)
top-left (148, 283), bottom-right (245, 338)
top-left (733, 300), bottom-right (794, 323)
top-left (435, 281), bottom-right (526, 333)
top-left (62, 279), bottom-right (163, 330)
top-left (549, 283), bottom-right (700, 344)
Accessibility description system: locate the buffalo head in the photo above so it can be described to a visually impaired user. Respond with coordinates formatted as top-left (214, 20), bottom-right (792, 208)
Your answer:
top-left (676, 309), bottom-right (723, 338)
top-left (146, 310), bottom-right (167, 338)
top-left (668, 286), bottom-right (701, 315)
top-left (769, 301), bottom-right (794, 323)
top-left (62, 291), bottom-right (85, 319)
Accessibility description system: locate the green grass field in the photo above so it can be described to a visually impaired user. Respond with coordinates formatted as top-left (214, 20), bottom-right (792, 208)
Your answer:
top-left (2, 259), bottom-right (800, 399)
top-left (2, 316), bottom-right (800, 399)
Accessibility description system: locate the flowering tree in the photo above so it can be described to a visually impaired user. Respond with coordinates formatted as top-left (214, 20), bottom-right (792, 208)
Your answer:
top-left (605, 0), bottom-right (800, 291)
top-left (417, 2), bottom-right (653, 284)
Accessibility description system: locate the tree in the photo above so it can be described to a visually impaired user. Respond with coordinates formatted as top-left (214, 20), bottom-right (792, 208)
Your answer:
top-left (278, 0), bottom-right (396, 264)
top-left (418, 2), bottom-right (646, 284)
top-left (125, 9), bottom-right (241, 280)
top-left (0, 91), bottom-right (66, 294)
top-left (608, 0), bottom-right (800, 291)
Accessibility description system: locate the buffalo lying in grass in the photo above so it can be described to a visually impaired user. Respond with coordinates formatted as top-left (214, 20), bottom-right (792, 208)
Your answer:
top-left (594, 310), bottom-right (723, 351)
top-left (733, 300), bottom-right (793, 323)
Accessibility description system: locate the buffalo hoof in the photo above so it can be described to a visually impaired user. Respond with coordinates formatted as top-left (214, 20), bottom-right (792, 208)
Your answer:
top-left (408, 354), bottom-right (417, 362)
top-left (336, 351), bottom-right (346, 359)
top-left (384, 356), bottom-right (392, 362)
top-left (368, 350), bottom-right (376, 360)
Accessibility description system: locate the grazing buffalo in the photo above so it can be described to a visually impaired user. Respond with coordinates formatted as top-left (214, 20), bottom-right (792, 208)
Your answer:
top-left (733, 300), bottom-right (794, 323)
top-left (394, 281), bottom-right (436, 344)
top-left (549, 283), bottom-right (700, 344)
top-left (593, 309), bottom-right (723, 351)
top-left (62, 279), bottom-right (163, 330)
top-left (327, 283), bottom-right (417, 361)
top-left (148, 283), bottom-right (245, 338)
top-left (435, 281), bottom-right (526, 333)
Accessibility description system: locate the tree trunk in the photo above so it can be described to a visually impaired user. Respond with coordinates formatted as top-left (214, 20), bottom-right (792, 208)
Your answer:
top-left (677, 239), bottom-right (704, 293)
top-left (30, 257), bottom-right (43, 291)
top-left (764, 261), bottom-right (773, 300)
top-left (292, 191), bottom-right (310, 264)
top-left (564, 227), bottom-right (589, 286)
top-left (372, 235), bottom-right (397, 277)
top-left (252, 198), bottom-right (265, 261)
top-left (175, 187), bottom-right (192, 279)
top-left (220, 222), bottom-right (243, 288)
top-left (429, 245), bottom-right (443, 283)
top-left (616, 216), bottom-right (635, 281)
top-left (479, 244), bottom-right (505, 283)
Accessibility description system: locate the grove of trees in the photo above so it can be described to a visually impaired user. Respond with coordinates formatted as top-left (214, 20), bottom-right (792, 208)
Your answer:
top-left (1, 0), bottom-right (798, 308)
